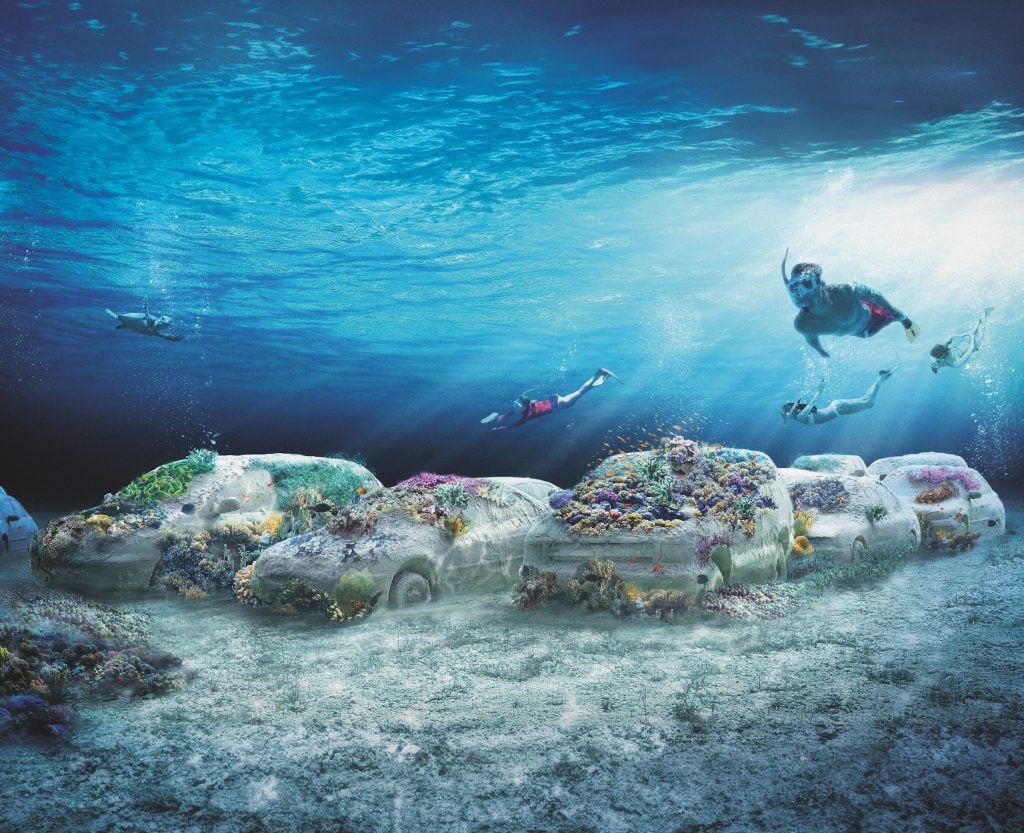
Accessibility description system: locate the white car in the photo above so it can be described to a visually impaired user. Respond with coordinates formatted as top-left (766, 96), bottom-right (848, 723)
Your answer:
top-left (1, 486), bottom-right (38, 557)
top-left (777, 468), bottom-right (920, 563)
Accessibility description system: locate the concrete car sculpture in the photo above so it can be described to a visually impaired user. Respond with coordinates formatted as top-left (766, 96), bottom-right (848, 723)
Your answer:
top-left (246, 475), bottom-right (558, 607)
top-left (31, 453), bottom-right (381, 595)
top-left (519, 441), bottom-right (793, 593)
top-left (869, 457), bottom-right (1005, 550)
top-left (777, 466), bottom-right (920, 564)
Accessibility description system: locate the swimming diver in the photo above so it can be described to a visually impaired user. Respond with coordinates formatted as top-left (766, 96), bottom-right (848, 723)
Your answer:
top-left (481, 368), bottom-right (621, 430)
top-left (105, 298), bottom-right (185, 341)
top-left (781, 364), bottom-right (898, 426)
top-left (781, 249), bottom-right (920, 358)
top-left (930, 307), bottom-right (994, 374)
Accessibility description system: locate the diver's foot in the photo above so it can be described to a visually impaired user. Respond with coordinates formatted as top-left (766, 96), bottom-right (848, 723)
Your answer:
top-left (984, 306), bottom-right (994, 316)
top-left (589, 368), bottom-right (621, 388)
top-left (879, 368), bottom-right (895, 380)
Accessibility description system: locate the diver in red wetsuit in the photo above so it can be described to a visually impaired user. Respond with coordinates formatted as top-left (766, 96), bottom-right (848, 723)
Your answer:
top-left (780, 249), bottom-right (920, 358)
top-left (481, 368), bottom-right (620, 431)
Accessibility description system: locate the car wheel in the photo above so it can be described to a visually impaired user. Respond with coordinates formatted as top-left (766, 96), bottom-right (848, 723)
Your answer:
top-left (1, 535), bottom-right (8, 558)
top-left (389, 571), bottom-right (432, 607)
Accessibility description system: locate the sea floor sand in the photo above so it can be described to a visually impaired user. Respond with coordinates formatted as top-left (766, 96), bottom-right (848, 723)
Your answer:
top-left (3, 495), bottom-right (1023, 833)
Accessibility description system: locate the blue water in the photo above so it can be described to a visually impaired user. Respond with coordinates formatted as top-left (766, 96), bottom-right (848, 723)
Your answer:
top-left (2, 1), bottom-right (1023, 507)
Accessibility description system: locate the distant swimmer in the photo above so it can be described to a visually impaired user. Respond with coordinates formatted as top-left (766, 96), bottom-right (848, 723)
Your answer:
top-left (481, 368), bottom-right (621, 431)
top-left (781, 364), bottom-right (898, 426)
top-left (105, 298), bottom-right (184, 341)
top-left (930, 307), bottom-right (993, 374)
top-left (780, 249), bottom-right (920, 358)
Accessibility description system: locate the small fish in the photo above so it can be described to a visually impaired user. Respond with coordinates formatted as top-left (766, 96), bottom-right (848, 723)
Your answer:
top-left (309, 502), bottom-right (335, 513)
top-left (672, 424), bottom-right (682, 430)
top-left (266, 482), bottom-right (274, 487)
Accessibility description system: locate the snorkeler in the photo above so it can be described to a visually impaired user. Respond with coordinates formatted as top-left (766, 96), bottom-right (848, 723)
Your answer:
top-left (105, 298), bottom-right (185, 341)
top-left (780, 249), bottom-right (920, 358)
top-left (781, 365), bottom-right (897, 426)
top-left (481, 368), bottom-right (621, 430)
top-left (930, 307), bottom-right (994, 374)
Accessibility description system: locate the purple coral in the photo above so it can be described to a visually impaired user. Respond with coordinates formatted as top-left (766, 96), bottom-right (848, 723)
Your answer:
top-left (789, 478), bottom-right (850, 512)
top-left (396, 472), bottom-right (483, 494)
top-left (696, 533), bottom-right (731, 568)
top-left (549, 490), bottom-right (574, 510)
top-left (595, 489), bottom-right (619, 505)
top-left (909, 467), bottom-right (981, 493)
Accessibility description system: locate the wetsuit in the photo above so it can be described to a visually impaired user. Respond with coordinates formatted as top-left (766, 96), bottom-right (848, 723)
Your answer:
top-left (492, 396), bottom-right (559, 430)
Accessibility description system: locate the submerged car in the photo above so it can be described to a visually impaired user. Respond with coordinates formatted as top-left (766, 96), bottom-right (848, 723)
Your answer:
top-left (248, 475), bottom-right (558, 606)
top-left (868, 457), bottom-right (1005, 549)
top-left (519, 444), bottom-right (793, 593)
top-left (1, 486), bottom-right (38, 558)
top-left (777, 467), bottom-right (920, 564)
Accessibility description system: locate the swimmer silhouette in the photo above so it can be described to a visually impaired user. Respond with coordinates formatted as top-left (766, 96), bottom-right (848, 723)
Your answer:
top-left (105, 298), bottom-right (185, 342)
top-left (781, 249), bottom-right (919, 358)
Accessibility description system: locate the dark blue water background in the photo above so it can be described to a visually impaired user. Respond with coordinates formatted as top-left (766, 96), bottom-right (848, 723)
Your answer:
top-left (2, 0), bottom-right (1023, 507)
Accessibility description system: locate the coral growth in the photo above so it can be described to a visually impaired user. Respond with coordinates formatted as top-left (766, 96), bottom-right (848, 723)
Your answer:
top-left (788, 478), bottom-right (850, 513)
top-left (701, 584), bottom-right (799, 619)
top-left (0, 589), bottom-right (182, 739)
top-left (696, 534), bottom-right (731, 569)
top-left (329, 570), bottom-right (379, 622)
top-left (251, 457), bottom-right (375, 519)
top-left (915, 482), bottom-right (956, 504)
top-left (115, 449), bottom-right (218, 506)
top-left (552, 439), bottom-right (778, 537)
top-left (512, 566), bottom-right (560, 610)
top-left (792, 509), bottom-right (815, 537)
top-left (792, 454), bottom-right (844, 473)
top-left (791, 535), bottom-right (814, 557)
top-left (865, 503), bottom-right (889, 522)
top-left (909, 467), bottom-right (981, 492)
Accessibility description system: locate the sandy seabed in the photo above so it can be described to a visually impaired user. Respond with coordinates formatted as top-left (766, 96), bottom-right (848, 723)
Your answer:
top-left (2, 495), bottom-right (1023, 833)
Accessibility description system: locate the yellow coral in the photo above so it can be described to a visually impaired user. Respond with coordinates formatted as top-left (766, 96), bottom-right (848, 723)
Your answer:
top-left (85, 514), bottom-right (113, 534)
top-left (793, 509), bottom-right (816, 537)
top-left (261, 512), bottom-right (285, 538)
top-left (791, 535), bottom-right (814, 557)
top-left (624, 582), bottom-right (643, 603)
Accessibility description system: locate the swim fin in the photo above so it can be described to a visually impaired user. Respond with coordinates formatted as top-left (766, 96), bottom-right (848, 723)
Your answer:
top-left (589, 368), bottom-right (621, 388)
top-left (904, 321), bottom-right (920, 342)
top-left (480, 412), bottom-right (499, 424)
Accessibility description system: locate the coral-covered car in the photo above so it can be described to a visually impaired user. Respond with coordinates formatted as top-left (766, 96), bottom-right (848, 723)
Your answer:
top-left (1, 486), bottom-right (37, 557)
top-left (777, 467), bottom-right (920, 564)
top-left (244, 474), bottom-right (558, 615)
top-left (869, 458), bottom-right (1005, 551)
top-left (31, 453), bottom-right (381, 596)
top-left (519, 439), bottom-right (793, 594)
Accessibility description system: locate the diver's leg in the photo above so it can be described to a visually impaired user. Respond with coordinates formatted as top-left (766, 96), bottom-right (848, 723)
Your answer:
top-left (833, 371), bottom-right (890, 416)
top-left (556, 368), bottom-right (617, 407)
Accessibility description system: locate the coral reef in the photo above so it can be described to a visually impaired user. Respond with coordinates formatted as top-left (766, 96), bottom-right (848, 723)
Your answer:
top-left (562, 557), bottom-right (627, 612)
top-left (551, 438), bottom-right (778, 537)
top-left (788, 478), bottom-right (850, 513)
top-left (0, 589), bottom-right (183, 739)
top-left (696, 534), bottom-right (731, 568)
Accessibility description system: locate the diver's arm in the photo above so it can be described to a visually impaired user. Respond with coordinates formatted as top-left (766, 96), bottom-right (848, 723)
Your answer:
top-left (804, 333), bottom-right (830, 358)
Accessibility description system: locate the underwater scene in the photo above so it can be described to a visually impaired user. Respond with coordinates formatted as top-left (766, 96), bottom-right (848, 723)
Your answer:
top-left (2, 2), bottom-right (1023, 831)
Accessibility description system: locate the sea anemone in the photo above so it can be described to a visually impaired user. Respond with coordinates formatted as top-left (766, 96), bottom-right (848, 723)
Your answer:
top-left (791, 535), bottom-right (814, 557)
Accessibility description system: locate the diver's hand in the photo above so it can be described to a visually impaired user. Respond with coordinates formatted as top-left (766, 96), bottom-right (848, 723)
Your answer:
top-left (902, 319), bottom-right (920, 341)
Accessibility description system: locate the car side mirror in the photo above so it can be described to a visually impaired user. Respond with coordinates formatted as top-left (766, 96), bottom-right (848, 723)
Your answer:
top-left (5, 514), bottom-right (18, 523)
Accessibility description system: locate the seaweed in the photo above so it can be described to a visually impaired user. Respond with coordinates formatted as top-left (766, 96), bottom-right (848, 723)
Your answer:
top-left (115, 449), bottom-right (218, 507)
